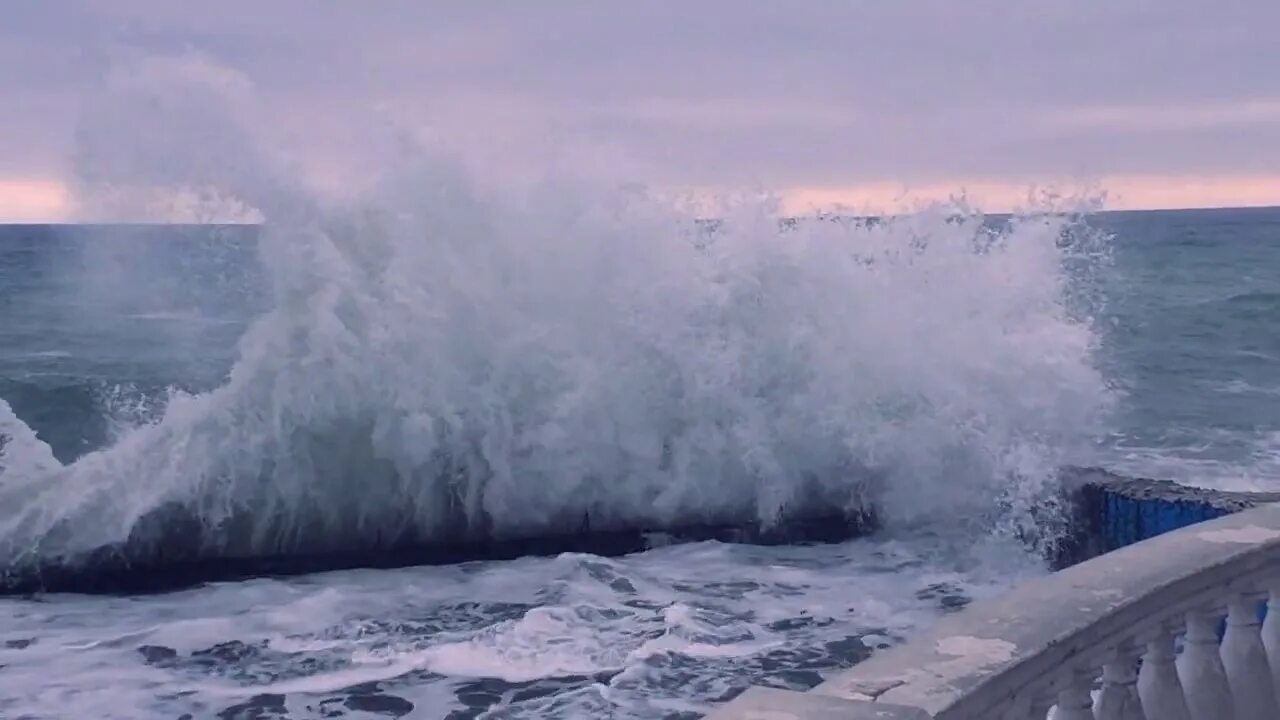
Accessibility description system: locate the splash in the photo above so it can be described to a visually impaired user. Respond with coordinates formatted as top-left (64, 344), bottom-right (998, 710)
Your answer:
top-left (0, 56), bottom-right (1112, 587)
top-left (0, 398), bottom-right (61, 483)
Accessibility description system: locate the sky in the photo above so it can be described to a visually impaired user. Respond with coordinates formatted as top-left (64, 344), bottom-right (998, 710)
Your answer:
top-left (2, 1), bottom-right (1279, 220)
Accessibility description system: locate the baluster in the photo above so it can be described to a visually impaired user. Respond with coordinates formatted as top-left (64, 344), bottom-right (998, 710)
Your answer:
top-left (1029, 696), bottom-right (1056, 720)
top-left (1095, 644), bottom-right (1144, 720)
top-left (1261, 586), bottom-right (1280, 707)
top-left (1138, 629), bottom-right (1191, 720)
top-left (1056, 667), bottom-right (1099, 720)
top-left (1004, 691), bottom-right (1055, 720)
top-left (1179, 609), bottom-right (1235, 720)
top-left (1222, 595), bottom-right (1278, 720)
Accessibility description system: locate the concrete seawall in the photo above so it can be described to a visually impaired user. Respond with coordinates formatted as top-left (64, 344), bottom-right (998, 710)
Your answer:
top-left (0, 508), bottom-right (877, 595)
top-left (4, 467), bottom-right (1271, 595)
top-left (1056, 466), bottom-right (1280, 566)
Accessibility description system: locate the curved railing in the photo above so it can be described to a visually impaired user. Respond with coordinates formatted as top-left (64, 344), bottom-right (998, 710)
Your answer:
top-left (708, 501), bottom-right (1280, 720)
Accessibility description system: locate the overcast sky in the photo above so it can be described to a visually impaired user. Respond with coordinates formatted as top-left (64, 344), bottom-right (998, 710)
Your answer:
top-left (2, 1), bottom-right (1279, 220)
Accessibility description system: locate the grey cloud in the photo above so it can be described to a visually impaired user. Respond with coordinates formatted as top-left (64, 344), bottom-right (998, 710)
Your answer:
top-left (2, 0), bottom-right (1278, 190)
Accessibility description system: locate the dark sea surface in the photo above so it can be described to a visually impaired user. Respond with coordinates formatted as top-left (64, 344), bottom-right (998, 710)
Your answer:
top-left (1090, 207), bottom-right (1280, 487)
top-left (0, 207), bottom-right (1276, 718)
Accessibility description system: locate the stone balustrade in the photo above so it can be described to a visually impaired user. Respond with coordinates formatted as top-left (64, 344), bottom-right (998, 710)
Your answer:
top-left (706, 502), bottom-right (1280, 720)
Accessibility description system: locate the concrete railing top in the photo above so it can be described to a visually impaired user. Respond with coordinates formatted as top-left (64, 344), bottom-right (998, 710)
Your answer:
top-left (815, 502), bottom-right (1280, 717)
top-left (709, 499), bottom-right (1280, 719)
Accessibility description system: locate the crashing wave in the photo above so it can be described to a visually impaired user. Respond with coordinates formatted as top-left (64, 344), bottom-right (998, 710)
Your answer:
top-left (0, 56), bottom-right (1112, 593)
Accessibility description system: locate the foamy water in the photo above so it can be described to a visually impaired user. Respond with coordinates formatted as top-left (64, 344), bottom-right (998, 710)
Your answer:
top-left (0, 533), bottom-right (1041, 718)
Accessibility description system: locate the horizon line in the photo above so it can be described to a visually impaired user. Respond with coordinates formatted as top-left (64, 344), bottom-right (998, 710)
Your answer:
top-left (2, 202), bottom-right (1279, 227)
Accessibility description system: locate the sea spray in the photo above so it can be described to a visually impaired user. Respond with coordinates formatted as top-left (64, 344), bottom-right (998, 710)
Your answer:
top-left (0, 55), bottom-right (1113, 585)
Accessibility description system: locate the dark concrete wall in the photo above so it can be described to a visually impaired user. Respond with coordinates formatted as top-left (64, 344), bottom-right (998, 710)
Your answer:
top-left (0, 508), bottom-right (875, 595)
top-left (1056, 466), bottom-right (1280, 568)
top-left (6, 466), bottom-right (1269, 594)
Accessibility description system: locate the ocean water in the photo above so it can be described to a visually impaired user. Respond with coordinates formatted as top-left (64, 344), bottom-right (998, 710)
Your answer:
top-left (1090, 207), bottom-right (1280, 488)
top-left (0, 205), bottom-right (1276, 719)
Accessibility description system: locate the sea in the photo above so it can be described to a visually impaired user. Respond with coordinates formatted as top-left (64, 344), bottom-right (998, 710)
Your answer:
top-left (0, 205), bottom-right (1277, 719)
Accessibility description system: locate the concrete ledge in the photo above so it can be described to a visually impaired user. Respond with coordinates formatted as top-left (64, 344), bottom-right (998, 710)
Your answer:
top-left (0, 507), bottom-right (875, 595)
top-left (9, 466), bottom-right (1269, 594)
top-left (704, 687), bottom-right (931, 719)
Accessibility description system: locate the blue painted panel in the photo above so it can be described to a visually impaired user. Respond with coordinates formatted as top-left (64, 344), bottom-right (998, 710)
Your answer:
top-left (1099, 492), bottom-right (1230, 552)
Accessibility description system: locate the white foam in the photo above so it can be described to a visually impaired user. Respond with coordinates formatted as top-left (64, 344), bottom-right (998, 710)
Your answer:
top-left (0, 532), bottom-right (1042, 718)
top-left (1104, 430), bottom-right (1280, 491)
top-left (11, 350), bottom-right (74, 359)
top-left (0, 397), bottom-right (61, 486)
